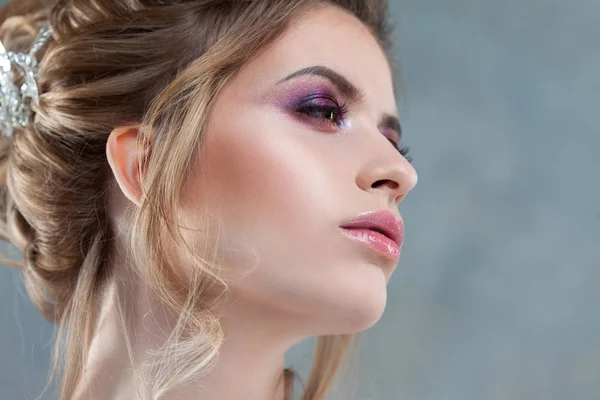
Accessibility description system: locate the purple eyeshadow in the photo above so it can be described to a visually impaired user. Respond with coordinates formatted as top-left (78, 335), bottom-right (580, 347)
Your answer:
top-left (275, 82), bottom-right (340, 110)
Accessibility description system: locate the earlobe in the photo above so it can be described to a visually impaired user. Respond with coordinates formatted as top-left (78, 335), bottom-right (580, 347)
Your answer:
top-left (106, 125), bottom-right (145, 207)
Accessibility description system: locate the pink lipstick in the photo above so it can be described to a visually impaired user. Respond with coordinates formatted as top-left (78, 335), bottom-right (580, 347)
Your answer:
top-left (339, 209), bottom-right (404, 262)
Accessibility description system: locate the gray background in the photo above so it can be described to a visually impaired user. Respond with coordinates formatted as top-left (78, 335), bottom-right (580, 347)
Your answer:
top-left (1, 0), bottom-right (599, 399)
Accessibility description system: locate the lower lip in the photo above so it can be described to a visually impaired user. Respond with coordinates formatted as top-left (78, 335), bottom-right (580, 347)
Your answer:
top-left (340, 228), bottom-right (401, 262)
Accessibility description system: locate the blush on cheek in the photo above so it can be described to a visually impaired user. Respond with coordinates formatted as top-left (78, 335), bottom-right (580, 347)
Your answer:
top-left (199, 114), bottom-right (297, 227)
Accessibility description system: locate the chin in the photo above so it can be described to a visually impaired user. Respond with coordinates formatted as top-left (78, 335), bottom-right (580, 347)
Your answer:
top-left (317, 262), bottom-right (389, 334)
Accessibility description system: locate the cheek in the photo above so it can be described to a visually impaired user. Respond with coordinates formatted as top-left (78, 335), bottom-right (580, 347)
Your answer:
top-left (198, 110), bottom-right (334, 248)
top-left (181, 114), bottom-right (327, 298)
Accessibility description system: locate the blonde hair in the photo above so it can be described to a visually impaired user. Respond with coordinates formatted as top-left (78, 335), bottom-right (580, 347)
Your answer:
top-left (0, 0), bottom-right (396, 399)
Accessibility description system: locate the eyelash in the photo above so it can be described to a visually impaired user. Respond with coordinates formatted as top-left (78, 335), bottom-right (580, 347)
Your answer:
top-left (295, 98), bottom-right (412, 162)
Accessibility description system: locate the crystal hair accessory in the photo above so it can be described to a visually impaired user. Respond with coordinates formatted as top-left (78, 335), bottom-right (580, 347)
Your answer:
top-left (0, 22), bottom-right (53, 138)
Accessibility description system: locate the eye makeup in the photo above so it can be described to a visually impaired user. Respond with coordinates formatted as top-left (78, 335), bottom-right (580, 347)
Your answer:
top-left (274, 80), bottom-right (350, 131)
top-left (261, 70), bottom-right (412, 162)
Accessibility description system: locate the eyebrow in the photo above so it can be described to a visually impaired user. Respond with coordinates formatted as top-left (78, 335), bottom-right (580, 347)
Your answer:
top-left (277, 65), bottom-right (365, 101)
top-left (277, 65), bottom-right (403, 139)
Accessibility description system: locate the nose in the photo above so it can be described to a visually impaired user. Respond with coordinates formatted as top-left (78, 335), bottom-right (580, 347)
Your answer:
top-left (355, 138), bottom-right (418, 205)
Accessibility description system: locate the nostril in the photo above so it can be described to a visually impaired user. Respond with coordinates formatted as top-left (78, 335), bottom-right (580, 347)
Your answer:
top-left (372, 179), bottom-right (399, 190)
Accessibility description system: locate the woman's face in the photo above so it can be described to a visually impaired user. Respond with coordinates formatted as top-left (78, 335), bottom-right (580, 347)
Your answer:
top-left (180, 4), bottom-right (417, 336)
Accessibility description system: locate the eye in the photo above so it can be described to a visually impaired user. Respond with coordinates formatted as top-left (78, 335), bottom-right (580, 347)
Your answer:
top-left (295, 95), bottom-right (349, 128)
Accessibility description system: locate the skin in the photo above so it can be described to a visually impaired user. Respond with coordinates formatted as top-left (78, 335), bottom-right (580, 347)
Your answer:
top-left (91, 4), bottom-right (417, 400)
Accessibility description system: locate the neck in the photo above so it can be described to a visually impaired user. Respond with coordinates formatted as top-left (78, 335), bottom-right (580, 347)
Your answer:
top-left (74, 264), bottom-right (302, 400)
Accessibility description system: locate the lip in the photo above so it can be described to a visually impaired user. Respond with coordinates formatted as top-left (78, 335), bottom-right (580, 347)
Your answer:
top-left (339, 209), bottom-right (404, 261)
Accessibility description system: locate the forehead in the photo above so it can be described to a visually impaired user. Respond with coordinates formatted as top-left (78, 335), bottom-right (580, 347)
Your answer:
top-left (234, 4), bottom-right (397, 108)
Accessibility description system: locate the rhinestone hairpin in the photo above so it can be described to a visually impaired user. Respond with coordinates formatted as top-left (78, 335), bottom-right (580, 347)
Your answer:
top-left (0, 22), bottom-right (53, 138)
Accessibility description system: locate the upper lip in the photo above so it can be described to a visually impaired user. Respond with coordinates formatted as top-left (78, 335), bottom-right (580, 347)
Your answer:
top-left (340, 209), bottom-right (404, 247)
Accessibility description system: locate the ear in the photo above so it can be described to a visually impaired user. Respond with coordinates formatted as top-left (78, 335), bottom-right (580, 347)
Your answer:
top-left (106, 124), bottom-right (147, 207)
